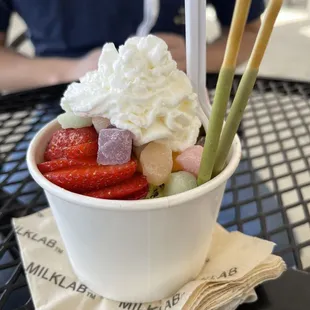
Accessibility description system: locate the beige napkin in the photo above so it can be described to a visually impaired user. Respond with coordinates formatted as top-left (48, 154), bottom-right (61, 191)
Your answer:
top-left (13, 209), bottom-right (286, 310)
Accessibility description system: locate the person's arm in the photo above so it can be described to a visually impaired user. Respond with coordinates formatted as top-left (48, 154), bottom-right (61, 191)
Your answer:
top-left (0, 32), bottom-right (72, 91)
top-left (0, 32), bottom-right (102, 92)
top-left (206, 18), bottom-right (261, 73)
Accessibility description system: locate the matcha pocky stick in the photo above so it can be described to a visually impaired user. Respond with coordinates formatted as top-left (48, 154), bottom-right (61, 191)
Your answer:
top-left (197, 0), bottom-right (252, 185)
top-left (212, 0), bottom-right (283, 177)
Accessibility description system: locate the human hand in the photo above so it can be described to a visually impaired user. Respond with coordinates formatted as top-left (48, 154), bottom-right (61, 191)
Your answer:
top-left (155, 33), bottom-right (186, 71)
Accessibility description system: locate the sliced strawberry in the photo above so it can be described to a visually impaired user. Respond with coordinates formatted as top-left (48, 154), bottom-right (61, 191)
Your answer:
top-left (124, 186), bottom-right (149, 200)
top-left (44, 146), bottom-right (63, 162)
top-left (44, 127), bottom-right (98, 160)
top-left (84, 173), bottom-right (148, 199)
top-left (44, 159), bottom-right (137, 193)
top-left (38, 157), bottom-right (98, 174)
top-left (64, 141), bottom-right (98, 159)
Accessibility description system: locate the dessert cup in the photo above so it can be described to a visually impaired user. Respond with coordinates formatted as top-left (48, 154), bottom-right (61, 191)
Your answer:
top-left (27, 119), bottom-right (241, 302)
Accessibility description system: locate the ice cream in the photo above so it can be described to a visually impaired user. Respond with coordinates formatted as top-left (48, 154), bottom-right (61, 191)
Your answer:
top-left (38, 35), bottom-right (206, 200)
top-left (60, 35), bottom-right (201, 152)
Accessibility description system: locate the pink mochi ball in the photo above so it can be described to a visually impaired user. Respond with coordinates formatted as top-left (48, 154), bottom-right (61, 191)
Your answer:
top-left (176, 145), bottom-right (203, 177)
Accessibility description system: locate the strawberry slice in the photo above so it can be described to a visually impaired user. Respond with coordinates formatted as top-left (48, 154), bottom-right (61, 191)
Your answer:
top-left (38, 157), bottom-right (98, 174)
top-left (84, 174), bottom-right (148, 199)
top-left (44, 159), bottom-right (137, 193)
top-left (124, 186), bottom-right (149, 200)
top-left (64, 141), bottom-right (98, 159)
top-left (44, 146), bottom-right (63, 161)
top-left (44, 127), bottom-right (98, 160)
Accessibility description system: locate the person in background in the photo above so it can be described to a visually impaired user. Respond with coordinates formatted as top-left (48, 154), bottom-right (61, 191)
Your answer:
top-left (0, 0), bottom-right (264, 92)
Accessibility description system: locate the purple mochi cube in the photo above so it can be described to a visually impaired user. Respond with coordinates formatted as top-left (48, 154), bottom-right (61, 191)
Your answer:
top-left (97, 128), bottom-right (133, 165)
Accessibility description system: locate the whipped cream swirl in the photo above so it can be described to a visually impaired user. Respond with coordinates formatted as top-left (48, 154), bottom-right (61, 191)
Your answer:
top-left (61, 35), bottom-right (201, 152)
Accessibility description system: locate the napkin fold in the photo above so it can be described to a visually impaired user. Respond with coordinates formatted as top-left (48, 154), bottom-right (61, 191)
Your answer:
top-left (13, 209), bottom-right (286, 310)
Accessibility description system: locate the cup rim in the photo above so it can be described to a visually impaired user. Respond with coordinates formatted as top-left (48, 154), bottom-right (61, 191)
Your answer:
top-left (27, 119), bottom-right (241, 211)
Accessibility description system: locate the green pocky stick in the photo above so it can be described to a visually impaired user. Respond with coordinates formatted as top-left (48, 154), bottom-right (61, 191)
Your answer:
top-left (212, 0), bottom-right (283, 177)
top-left (197, 0), bottom-right (252, 185)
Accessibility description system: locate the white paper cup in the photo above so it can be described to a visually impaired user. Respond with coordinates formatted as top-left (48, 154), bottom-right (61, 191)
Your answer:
top-left (27, 119), bottom-right (241, 302)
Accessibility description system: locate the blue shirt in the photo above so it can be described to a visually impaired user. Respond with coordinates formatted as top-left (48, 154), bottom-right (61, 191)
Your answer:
top-left (0, 0), bottom-right (264, 57)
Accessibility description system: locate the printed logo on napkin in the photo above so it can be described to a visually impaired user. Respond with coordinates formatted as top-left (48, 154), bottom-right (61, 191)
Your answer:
top-left (13, 209), bottom-right (286, 310)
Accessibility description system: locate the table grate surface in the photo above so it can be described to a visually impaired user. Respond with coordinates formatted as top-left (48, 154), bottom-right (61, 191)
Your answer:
top-left (0, 77), bottom-right (310, 309)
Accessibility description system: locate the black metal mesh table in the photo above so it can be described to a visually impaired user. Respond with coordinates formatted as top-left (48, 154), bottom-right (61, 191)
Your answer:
top-left (0, 76), bottom-right (310, 309)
